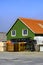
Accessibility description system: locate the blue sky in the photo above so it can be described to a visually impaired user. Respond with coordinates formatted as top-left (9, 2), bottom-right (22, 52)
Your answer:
top-left (0, 0), bottom-right (43, 32)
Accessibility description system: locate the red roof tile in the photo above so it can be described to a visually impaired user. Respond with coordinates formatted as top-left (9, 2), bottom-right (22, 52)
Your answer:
top-left (19, 17), bottom-right (43, 34)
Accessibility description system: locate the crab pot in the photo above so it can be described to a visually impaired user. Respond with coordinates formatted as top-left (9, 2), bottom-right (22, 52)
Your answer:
top-left (6, 41), bottom-right (14, 52)
top-left (14, 42), bottom-right (26, 51)
top-left (0, 42), bottom-right (6, 51)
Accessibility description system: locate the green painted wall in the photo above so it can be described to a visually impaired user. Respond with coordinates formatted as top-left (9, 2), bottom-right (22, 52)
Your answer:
top-left (7, 19), bottom-right (35, 40)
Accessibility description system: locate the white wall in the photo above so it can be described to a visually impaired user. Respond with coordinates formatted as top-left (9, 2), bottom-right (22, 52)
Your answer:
top-left (34, 36), bottom-right (43, 44)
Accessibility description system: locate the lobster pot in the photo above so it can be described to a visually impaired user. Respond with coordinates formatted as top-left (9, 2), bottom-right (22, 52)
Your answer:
top-left (14, 42), bottom-right (26, 51)
top-left (0, 42), bottom-right (6, 46)
top-left (7, 44), bottom-right (14, 52)
top-left (14, 43), bottom-right (19, 51)
top-left (19, 42), bottom-right (26, 51)
top-left (0, 46), bottom-right (6, 51)
top-left (6, 41), bottom-right (14, 52)
top-left (0, 42), bottom-right (6, 51)
top-left (35, 44), bottom-right (40, 51)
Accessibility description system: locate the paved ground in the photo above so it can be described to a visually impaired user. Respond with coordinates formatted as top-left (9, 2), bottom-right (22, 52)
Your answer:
top-left (0, 52), bottom-right (43, 65)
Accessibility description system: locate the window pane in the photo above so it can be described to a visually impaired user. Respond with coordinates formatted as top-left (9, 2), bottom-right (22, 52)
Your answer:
top-left (12, 30), bottom-right (15, 35)
top-left (23, 30), bottom-right (27, 34)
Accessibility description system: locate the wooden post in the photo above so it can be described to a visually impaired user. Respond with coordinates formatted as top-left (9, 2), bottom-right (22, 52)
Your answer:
top-left (19, 42), bottom-right (20, 51)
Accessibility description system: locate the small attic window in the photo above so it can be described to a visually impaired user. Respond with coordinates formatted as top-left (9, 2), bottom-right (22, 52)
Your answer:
top-left (22, 29), bottom-right (28, 36)
top-left (11, 30), bottom-right (16, 37)
top-left (38, 23), bottom-right (43, 28)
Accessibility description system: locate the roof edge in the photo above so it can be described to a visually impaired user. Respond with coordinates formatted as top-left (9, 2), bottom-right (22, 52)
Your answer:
top-left (19, 18), bottom-right (35, 34)
top-left (6, 18), bottom-right (19, 35)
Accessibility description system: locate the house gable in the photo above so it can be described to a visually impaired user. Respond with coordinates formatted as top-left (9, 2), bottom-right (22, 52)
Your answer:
top-left (7, 19), bottom-right (35, 40)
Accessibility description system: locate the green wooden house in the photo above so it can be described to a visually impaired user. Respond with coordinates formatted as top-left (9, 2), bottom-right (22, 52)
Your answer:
top-left (6, 17), bottom-right (43, 51)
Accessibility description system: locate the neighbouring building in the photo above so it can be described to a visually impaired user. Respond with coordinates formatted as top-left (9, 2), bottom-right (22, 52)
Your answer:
top-left (0, 32), bottom-right (7, 42)
top-left (6, 17), bottom-right (43, 51)
top-left (0, 32), bottom-right (7, 51)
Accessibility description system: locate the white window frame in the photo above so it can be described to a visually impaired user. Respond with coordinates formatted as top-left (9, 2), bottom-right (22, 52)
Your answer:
top-left (11, 30), bottom-right (16, 37)
top-left (22, 29), bottom-right (28, 36)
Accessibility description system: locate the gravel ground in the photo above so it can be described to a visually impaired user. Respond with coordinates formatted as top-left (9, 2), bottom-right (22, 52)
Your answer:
top-left (0, 52), bottom-right (43, 65)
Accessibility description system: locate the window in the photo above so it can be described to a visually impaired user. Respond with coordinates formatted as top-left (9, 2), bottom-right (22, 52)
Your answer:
top-left (22, 29), bottom-right (28, 36)
top-left (11, 30), bottom-right (16, 36)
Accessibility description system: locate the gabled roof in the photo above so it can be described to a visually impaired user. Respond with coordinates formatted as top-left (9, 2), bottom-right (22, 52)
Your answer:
top-left (7, 17), bottom-right (43, 35)
top-left (19, 17), bottom-right (43, 34)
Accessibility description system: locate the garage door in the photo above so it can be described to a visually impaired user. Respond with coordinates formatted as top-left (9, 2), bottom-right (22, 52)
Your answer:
top-left (40, 46), bottom-right (43, 51)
